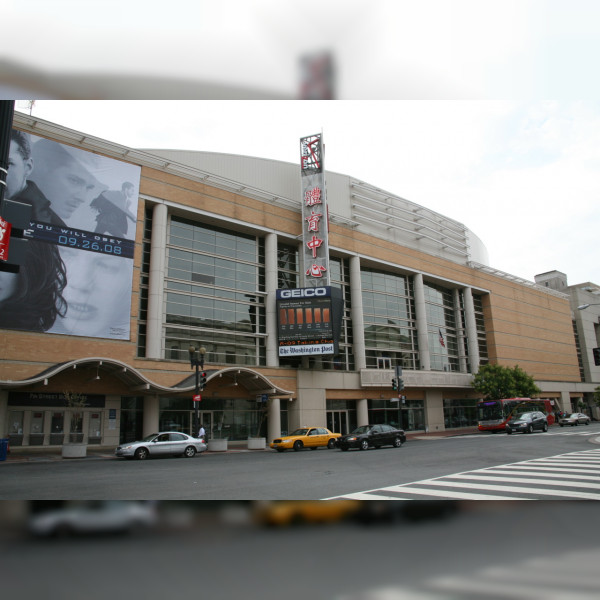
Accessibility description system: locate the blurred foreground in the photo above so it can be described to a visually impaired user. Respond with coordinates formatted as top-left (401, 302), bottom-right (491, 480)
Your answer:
top-left (2, 500), bottom-right (599, 599)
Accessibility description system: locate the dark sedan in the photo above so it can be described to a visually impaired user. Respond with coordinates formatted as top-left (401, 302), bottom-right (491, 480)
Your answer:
top-left (505, 411), bottom-right (548, 434)
top-left (336, 424), bottom-right (406, 451)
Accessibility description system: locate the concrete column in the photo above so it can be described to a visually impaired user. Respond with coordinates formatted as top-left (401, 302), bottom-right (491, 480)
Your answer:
top-left (265, 232), bottom-right (279, 367)
top-left (0, 390), bottom-right (7, 438)
top-left (268, 397), bottom-right (281, 442)
top-left (146, 203), bottom-right (168, 359)
top-left (463, 286), bottom-right (480, 373)
top-left (454, 288), bottom-right (467, 373)
top-left (357, 398), bottom-right (369, 426)
top-left (350, 255), bottom-right (367, 370)
top-left (424, 389), bottom-right (445, 432)
top-left (143, 396), bottom-right (160, 437)
top-left (560, 391), bottom-right (572, 413)
top-left (414, 273), bottom-right (430, 370)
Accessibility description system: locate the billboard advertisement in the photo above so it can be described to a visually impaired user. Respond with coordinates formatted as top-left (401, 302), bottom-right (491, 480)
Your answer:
top-left (276, 286), bottom-right (343, 357)
top-left (1, 129), bottom-right (141, 339)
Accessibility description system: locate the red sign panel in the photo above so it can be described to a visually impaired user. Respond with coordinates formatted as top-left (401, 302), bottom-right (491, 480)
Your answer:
top-left (0, 215), bottom-right (12, 262)
top-left (193, 394), bottom-right (201, 402)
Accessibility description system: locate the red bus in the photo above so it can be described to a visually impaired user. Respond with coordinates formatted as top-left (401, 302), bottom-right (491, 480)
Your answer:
top-left (477, 397), bottom-right (556, 432)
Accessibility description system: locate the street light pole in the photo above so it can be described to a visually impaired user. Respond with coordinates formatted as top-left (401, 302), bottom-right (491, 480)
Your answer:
top-left (188, 344), bottom-right (206, 437)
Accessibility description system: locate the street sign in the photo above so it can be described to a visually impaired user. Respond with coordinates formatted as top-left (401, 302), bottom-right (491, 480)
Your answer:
top-left (193, 394), bottom-right (201, 402)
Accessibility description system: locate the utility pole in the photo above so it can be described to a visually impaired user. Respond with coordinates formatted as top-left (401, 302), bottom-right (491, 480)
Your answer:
top-left (188, 345), bottom-right (206, 437)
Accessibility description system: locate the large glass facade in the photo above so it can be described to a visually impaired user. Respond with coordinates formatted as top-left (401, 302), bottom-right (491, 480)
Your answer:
top-left (368, 399), bottom-right (425, 431)
top-left (443, 398), bottom-right (478, 428)
top-left (164, 216), bottom-right (266, 365)
top-left (424, 283), bottom-right (461, 372)
top-left (361, 268), bottom-right (419, 369)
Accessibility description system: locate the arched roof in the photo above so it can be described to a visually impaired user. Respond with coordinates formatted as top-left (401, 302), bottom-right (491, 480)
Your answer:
top-left (0, 357), bottom-right (294, 398)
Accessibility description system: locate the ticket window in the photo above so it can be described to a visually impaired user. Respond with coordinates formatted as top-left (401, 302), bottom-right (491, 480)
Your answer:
top-left (8, 411), bottom-right (24, 446)
top-left (50, 412), bottom-right (64, 445)
top-left (88, 412), bottom-right (102, 445)
top-left (30, 412), bottom-right (45, 446)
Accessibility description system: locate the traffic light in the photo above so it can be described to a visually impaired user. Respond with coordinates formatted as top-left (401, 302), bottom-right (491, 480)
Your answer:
top-left (391, 378), bottom-right (398, 390)
top-left (398, 378), bottom-right (405, 391)
top-left (593, 347), bottom-right (600, 366)
top-left (199, 371), bottom-right (207, 390)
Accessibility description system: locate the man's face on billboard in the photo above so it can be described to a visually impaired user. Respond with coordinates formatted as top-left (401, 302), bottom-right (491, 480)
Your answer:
top-left (43, 161), bottom-right (100, 220)
top-left (6, 140), bottom-right (33, 199)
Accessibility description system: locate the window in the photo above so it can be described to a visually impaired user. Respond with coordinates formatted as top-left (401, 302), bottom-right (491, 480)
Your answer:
top-left (424, 283), bottom-right (461, 372)
top-left (361, 268), bottom-right (418, 370)
top-left (164, 216), bottom-right (266, 366)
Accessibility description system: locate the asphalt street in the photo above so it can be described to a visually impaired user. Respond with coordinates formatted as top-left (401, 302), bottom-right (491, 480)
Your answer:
top-left (2, 425), bottom-right (599, 500)
top-left (3, 501), bottom-right (600, 599)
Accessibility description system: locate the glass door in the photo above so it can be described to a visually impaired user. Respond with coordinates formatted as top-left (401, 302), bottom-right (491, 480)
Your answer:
top-left (327, 411), bottom-right (349, 435)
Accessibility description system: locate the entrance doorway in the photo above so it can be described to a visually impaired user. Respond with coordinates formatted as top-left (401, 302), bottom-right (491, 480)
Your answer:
top-left (327, 410), bottom-right (349, 436)
top-left (190, 411), bottom-right (213, 438)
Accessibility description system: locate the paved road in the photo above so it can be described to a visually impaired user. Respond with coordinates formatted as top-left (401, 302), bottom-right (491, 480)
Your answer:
top-left (2, 425), bottom-right (599, 499)
top-left (3, 502), bottom-right (600, 599)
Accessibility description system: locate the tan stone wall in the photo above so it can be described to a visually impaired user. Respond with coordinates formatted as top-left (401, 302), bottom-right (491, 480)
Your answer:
top-left (0, 161), bottom-right (580, 396)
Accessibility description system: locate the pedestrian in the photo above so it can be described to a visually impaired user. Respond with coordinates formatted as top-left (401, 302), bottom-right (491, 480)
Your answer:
top-left (198, 424), bottom-right (206, 441)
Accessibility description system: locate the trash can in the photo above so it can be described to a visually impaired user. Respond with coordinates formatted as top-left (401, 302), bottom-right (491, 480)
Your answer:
top-left (0, 439), bottom-right (8, 461)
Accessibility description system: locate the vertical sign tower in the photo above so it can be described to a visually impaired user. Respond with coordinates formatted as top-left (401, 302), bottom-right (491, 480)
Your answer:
top-left (300, 133), bottom-right (330, 287)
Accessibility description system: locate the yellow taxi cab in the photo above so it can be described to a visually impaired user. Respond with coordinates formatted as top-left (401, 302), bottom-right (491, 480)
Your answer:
top-left (252, 500), bottom-right (361, 527)
top-left (270, 427), bottom-right (341, 452)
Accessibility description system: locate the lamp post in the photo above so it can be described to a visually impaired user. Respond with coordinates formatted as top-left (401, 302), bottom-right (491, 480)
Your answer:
top-left (577, 303), bottom-right (600, 310)
top-left (188, 345), bottom-right (206, 438)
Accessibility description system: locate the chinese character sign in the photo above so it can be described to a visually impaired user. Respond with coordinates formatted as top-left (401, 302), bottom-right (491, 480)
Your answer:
top-left (300, 133), bottom-right (330, 287)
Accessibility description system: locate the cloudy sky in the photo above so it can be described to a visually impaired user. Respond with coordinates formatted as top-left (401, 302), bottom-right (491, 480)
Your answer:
top-left (4, 0), bottom-right (600, 286)
top-left (19, 99), bottom-right (600, 287)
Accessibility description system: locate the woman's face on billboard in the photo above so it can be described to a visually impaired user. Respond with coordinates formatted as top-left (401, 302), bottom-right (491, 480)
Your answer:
top-left (55, 247), bottom-right (132, 338)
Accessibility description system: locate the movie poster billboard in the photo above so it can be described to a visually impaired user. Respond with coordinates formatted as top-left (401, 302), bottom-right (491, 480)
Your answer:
top-left (276, 286), bottom-right (343, 357)
top-left (1, 129), bottom-right (141, 340)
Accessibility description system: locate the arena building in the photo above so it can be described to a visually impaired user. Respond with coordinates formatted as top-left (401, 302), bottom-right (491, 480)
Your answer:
top-left (0, 111), bottom-right (585, 450)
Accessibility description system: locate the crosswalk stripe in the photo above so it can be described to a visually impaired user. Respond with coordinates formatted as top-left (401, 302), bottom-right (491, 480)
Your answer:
top-left (483, 468), bottom-right (600, 480)
top-left (444, 473), bottom-right (600, 489)
top-left (361, 487), bottom-right (525, 500)
top-left (405, 479), bottom-right (600, 499)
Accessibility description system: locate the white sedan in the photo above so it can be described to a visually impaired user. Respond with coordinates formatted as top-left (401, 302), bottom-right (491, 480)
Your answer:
top-left (115, 432), bottom-right (207, 459)
top-left (558, 412), bottom-right (591, 427)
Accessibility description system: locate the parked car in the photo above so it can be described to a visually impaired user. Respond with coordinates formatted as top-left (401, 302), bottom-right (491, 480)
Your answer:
top-left (336, 424), bottom-right (406, 451)
top-left (115, 432), bottom-right (207, 459)
top-left (270, 427), bottom-right (341, 452)
top-left (559, 412), bottom-right (591, 426)
top-left (28, 501), bottom-right (158, 537)
top-left (505, 411), bottom-right (548, 434)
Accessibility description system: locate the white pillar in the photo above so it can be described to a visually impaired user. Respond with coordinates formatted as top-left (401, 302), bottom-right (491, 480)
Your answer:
top-left (268, 397), bottom-right (281, 442)
top-left (463, 286), bottom-right (480, 373)
top-left (143, 396), bottom-right (160, 437)
top-left (357, 398), bottom-right (369, 426)
top-left (350, 255), bottom-right (367, 370)
top-left (146, 203), bottom-right (168, 359)
top-left (265, 232), bottom-right (279, 367)
top-left (414, 273), bottom-right (430, 370)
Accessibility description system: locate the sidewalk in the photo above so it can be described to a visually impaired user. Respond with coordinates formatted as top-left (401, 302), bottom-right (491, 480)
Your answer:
top-left (1, 428), bottom-right (478, 464)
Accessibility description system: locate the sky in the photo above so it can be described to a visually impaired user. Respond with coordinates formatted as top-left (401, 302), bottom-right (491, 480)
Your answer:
top-left (17, 99), bottom-right (600, 287)
top-left (3, 0), bottom-right (600, 285)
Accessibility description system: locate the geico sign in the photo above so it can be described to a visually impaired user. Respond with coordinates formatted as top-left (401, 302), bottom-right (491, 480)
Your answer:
top-left (278, 287), bottom-right (329, 299)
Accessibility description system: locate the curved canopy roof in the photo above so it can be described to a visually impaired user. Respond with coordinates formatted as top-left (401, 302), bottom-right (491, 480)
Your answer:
top-left (0, 357), bottom-right (294, 398)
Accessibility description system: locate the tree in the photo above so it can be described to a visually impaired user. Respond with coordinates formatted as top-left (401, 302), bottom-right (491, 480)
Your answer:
top-left (471, 364), bottom-right (541, 400)
top-left (593, 386), bottom-right (600, 408)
